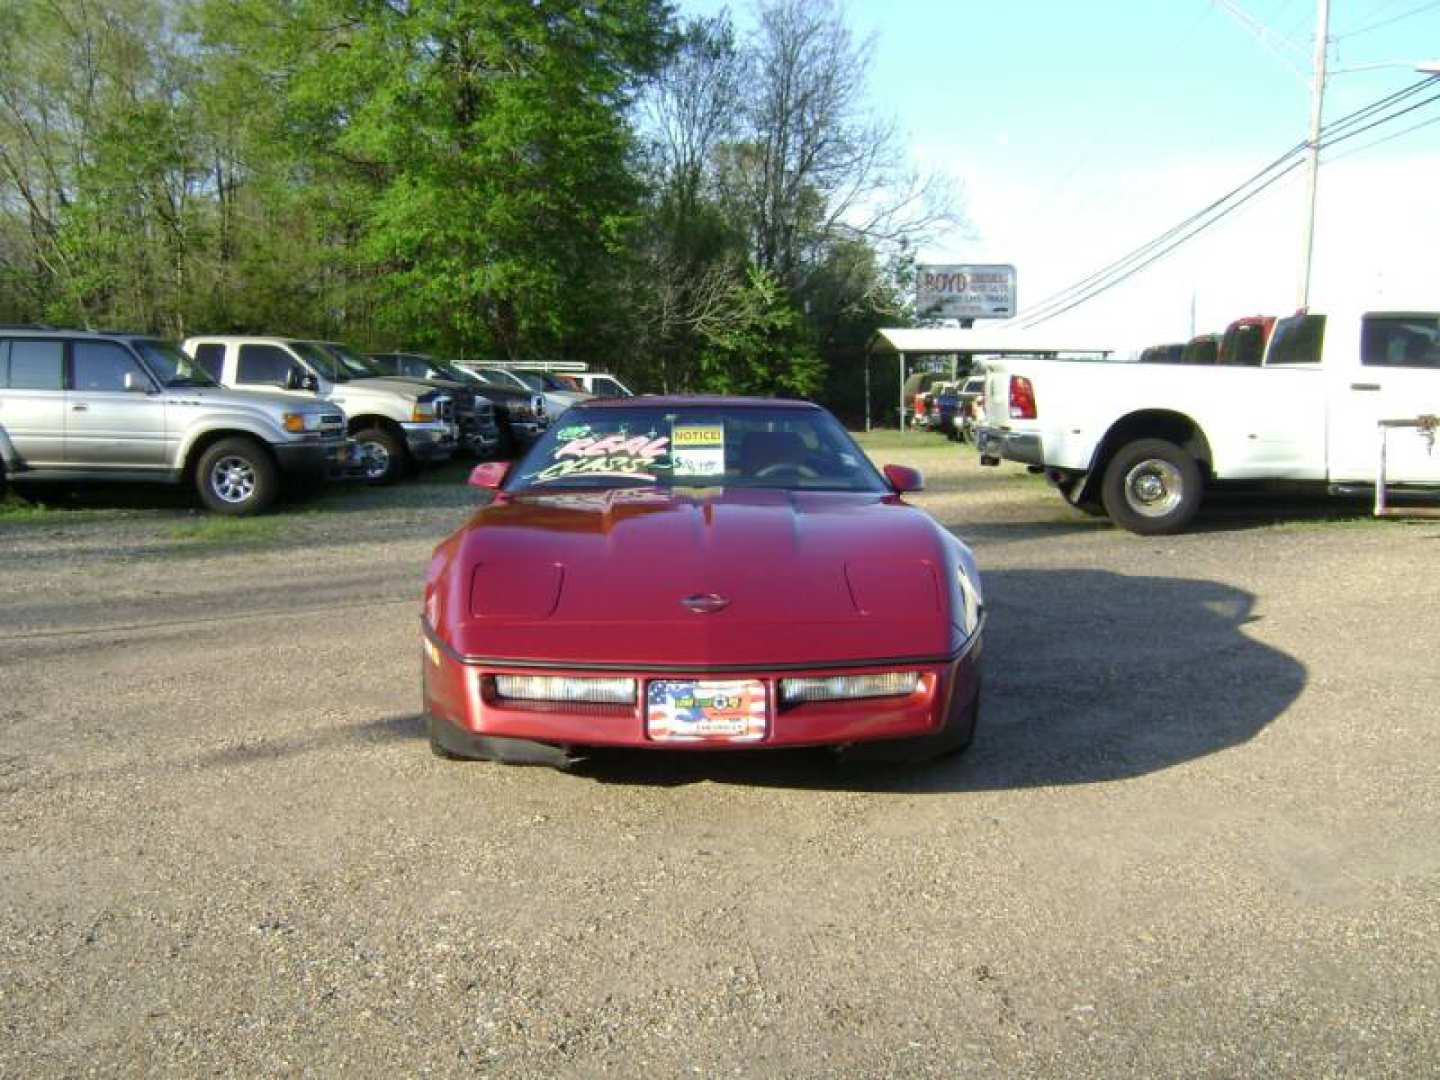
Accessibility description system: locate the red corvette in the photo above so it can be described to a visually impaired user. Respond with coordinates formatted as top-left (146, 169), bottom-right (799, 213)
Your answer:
top-left (421, 397), bottom-right (983, 767)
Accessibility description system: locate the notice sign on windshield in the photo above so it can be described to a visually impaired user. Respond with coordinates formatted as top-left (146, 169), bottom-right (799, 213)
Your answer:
top-left (672, 425), bottom-right (725, 477)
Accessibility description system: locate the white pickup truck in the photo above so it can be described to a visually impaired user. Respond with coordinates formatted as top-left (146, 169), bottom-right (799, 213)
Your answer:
top-left (976, 308), bottom-right (1440, 534)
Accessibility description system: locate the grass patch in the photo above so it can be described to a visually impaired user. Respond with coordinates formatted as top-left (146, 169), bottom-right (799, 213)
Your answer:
top-left (0, 493), bottom-right (53, 521)
top-left (0, 492), bottom-right (128, 526)
top-left (851, 428), bottom-right (934, 452)
top-left (167, 517), bottom-right (285, 546)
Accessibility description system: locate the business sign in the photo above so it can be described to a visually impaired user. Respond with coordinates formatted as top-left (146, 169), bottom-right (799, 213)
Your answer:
top-left (916, 264), bottom-right (1017, 320)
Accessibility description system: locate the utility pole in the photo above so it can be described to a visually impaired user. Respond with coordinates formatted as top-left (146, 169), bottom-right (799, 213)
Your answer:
top-left (1298, 0), bottom-right (1330, 308)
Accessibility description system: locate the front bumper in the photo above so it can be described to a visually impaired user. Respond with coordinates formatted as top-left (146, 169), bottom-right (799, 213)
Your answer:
top-left (273, 436), bottom-right (366, 481)
top-left (976, 425), bottom-right (1044, 466)
top-left (421, 626), bottom-right (982, 751)
top-left (401, 421), bottom-right (458, 463)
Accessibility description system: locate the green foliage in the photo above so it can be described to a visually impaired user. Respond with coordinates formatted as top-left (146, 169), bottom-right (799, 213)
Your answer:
top-left (0, 0), bottom-right (948, 412)
top-left (695, 267), bottom-right (823, 397)
top-left (189, 0), bottom-right (671, 357)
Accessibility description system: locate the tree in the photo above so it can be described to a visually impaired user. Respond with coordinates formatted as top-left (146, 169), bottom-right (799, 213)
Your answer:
top-left (0, 0), bottom-right (203, 331)
top-left (628, 0), bottom-right (960, 403)
top-left (625, 14), bottom-right (749, 391)
top-left (696, 265), bottom-right (822, 397)
top-left (730, 0), bottom-right (959, 297)
top-left (192, 0), bottom-right (674, 358)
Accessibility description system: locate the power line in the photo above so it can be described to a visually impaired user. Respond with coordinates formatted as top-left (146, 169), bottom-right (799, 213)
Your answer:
top-left (1016, 162), bottom-right (1306, 329)
top-left (1004, 143), bottom-right (1306, 326)
top-left (1015, 84), bottom-right (1440, 328)
top-left (1325, 110), bottom-right (1440, 160)
top-left (1008, 76), bottom-right (1440, 327)
top-left (1318, 84), bottom-right (1440, 146)
top-left (1334, 0), bottom-right (1440, 39)
top-left (1212, 0), bottom-right (1310, 79)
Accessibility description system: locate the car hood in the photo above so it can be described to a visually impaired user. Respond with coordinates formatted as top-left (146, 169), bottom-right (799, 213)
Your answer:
top-left (439, 488), bottom-right (961, 667)
top-left (331, 376), bottom-right (442, 401)
top-left (162, 387), bottom-right (337, 416)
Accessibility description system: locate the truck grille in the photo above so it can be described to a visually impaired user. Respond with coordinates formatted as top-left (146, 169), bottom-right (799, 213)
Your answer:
top-left (433, 396), bottom-right (454, 423)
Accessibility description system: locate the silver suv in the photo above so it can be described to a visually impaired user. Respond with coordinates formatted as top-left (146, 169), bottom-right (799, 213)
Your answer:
top-left (0, 328), bottom-right (353, 514)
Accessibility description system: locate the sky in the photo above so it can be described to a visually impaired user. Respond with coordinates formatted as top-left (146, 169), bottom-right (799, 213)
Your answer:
top-left (676, 0), bottom-right (1440, 348)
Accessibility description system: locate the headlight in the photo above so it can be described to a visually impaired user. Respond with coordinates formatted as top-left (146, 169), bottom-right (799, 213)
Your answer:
top-left (411, 401), bottom-right (437, 422)
top-left (779, 672), bottom-right (922, 705)
top-left (492, 675), bottom-right (636, 705)
top-left (281, 411), bottom-right (322, 433)
top-left (956, 550), bottom-right (983, 636)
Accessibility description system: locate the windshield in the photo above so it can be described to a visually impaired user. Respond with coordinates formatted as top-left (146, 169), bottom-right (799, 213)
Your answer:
top-left (506, 406), bottom-right (888, 494)
top-left (433, 360), bottom-right (483, 384)
top-left (511, 371), bottom-right (547, 391)
top-left (290, 341), bottom-right (349, 383)
top-left (480, 368), bottom-right (529, 390)
top-left (132, 339), bottom-right (218, 388)
top-left (315, 341), bottom-right (384, 379)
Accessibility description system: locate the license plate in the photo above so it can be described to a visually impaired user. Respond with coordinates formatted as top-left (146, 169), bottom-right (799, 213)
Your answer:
top-left (646, 680), bottom-right (767, 742)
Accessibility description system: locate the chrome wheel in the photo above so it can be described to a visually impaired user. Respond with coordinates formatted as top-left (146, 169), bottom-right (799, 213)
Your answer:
top-left (1123, 458), bottom-right (1184, 518)
top-left (209, 456), bottom-right (257, 505)
top-left (361, 440), bottom-right (391, 481)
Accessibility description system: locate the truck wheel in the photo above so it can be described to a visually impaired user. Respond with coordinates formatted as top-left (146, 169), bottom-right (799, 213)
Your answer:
top-left (354, 427), bottom-right (407, 485)
top-left (1101, 439), bottom-right (1203, 535)
top-left (196, 438), bottom-right (278, 516)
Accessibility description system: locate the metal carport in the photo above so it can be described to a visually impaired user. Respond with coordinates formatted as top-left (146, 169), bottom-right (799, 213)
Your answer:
top-left (866, 327), bottom-right (1114, 431)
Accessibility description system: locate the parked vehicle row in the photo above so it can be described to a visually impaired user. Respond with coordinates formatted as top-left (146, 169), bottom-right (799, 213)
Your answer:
top-left (1137, 315), bottom-right (1277, 368)
top-left (0, 327), bottom-right (356, 514)
top-left (0, 322), bottom-right (654, 513)
top-left (977, 306), bottom-right (1440, 534)
top-left (913, 376), bottom-right (987, 442)
top-left (366, 353), bottom-right (547, 459)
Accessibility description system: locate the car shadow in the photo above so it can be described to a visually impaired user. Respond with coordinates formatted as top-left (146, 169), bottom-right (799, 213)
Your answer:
top-left (190, 713), bottom-right (425, 770)
top-left (567, 568), bottom-right (1306, 792)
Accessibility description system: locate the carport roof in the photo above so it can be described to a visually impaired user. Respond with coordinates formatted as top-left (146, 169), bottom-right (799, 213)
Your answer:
top-left (871, 327), bottom-right (1115, 356)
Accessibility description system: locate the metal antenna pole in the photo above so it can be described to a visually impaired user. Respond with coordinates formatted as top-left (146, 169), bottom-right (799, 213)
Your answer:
top-left (1298, 0), bottom-right (1331, 308)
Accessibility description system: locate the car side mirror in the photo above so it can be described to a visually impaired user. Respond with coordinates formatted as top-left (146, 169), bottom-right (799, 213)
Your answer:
top-left (285, 367), bottom-right (316, 391)
top-left (123, 372), bottom-right (150, 393)
top-left (883, 463), bottom-right (924, 493)
top-left (468, 462), bottom-right (510, 490)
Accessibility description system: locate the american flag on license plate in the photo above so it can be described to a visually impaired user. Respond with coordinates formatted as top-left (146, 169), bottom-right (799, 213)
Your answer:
top-left (646, 680), bottom-right (767, 742)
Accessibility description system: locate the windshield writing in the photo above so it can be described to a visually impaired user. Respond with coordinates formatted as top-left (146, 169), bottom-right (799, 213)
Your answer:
top-left (508, 407), bottom-right (886, 493)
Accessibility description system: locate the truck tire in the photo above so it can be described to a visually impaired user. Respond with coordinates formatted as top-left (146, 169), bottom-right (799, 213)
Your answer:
top-left (195, 437), bottom-right (278, 516)
top-left (1101, 438), bottom-right (1203, 535)
top-left (354, 426), bottom-right (408, 485)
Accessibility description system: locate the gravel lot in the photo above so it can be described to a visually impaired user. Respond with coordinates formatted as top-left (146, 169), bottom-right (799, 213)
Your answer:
top-left (2, 438), bottom-right (1438, 1077)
